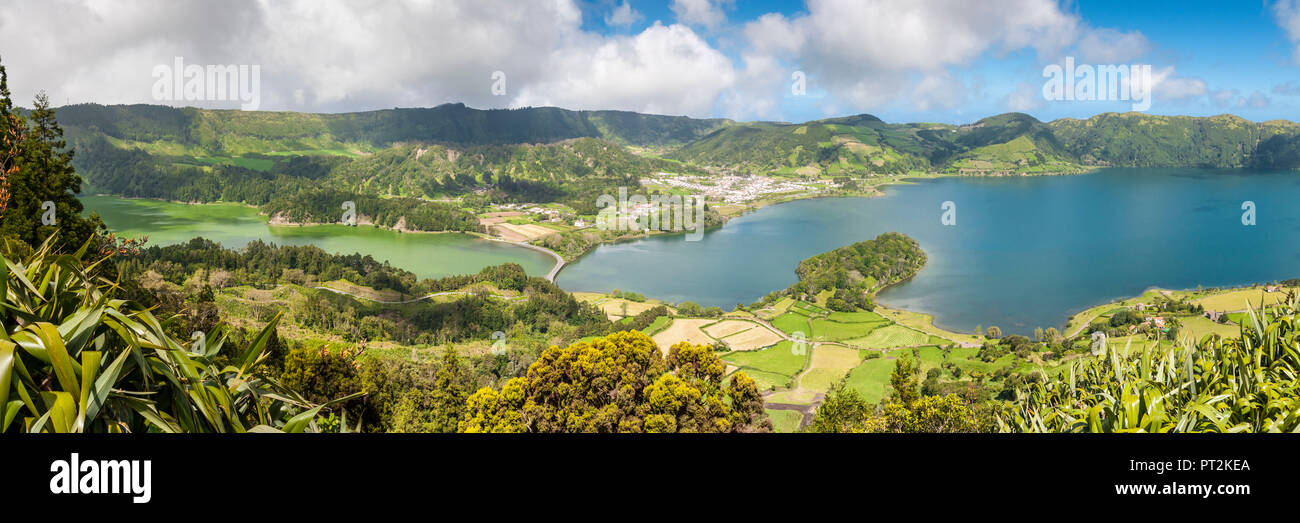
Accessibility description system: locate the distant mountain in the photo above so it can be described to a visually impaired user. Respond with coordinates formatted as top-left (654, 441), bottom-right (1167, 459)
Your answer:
top-left (46, 103), bottom-right (1300, 211)
top-left (669, 111), bottom-right (1081, 175)
top-left (1048, 112), bottom-right (1300, 168)
top-left (54, 102), bottom-right (731, 154)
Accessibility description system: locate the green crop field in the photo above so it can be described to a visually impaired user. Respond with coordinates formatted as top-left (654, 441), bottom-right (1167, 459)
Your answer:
top-left (722, 341), bottom-right (808, 378)
top-left (844, 324), bottom-right (931, 348)
top-left (826, 310), bottom-right (886, 323)
top-left (790, 301), bottom-right (829, 316)
top-left (810, 317), bottom-right (887, 341)
top-left (766, 409), bottom-right (804, 433)
top-left (642, 316), bottom-right (672, 335)
top-left (845, 356), bottom-right (900, 404)
top-left (798, 345), bottom-right (864, 393)
top-left (735, 369), bottom-right (794, 391)
top-left (771, 312), bottom-right (812, 336)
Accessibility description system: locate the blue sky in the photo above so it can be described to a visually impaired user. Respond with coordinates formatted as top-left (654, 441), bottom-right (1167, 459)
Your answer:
top-left (570, 0), bottom-right (1300, 123)
top-left (4, 0), bottom-right (1300, 124)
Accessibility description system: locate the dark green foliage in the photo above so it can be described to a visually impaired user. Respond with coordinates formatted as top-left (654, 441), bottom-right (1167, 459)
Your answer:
top-left (612, 305), bottom-right (670, 333)
top-left (356, 346), bottom-right (470, 433)
top-left (0, 60), bottom-right (103, 250)
top-left (125, 237), bottom-right (422, 294)
top-left (260, 189), bottom-right (481, 232)
top-left (57, 102), bottom-right (727, 150)
top-left (1049, 112), bottom-right (1300, 168)
top-left (668, 112), bottom-right (1075, 174)
top-left (788, 232), bottom-right (926, 307)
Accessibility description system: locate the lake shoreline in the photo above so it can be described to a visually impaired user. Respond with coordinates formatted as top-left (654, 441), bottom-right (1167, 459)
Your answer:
top-left (556, 167), bottom-right (1300, 336)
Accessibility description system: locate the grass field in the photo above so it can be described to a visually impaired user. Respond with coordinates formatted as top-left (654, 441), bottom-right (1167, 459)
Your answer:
top-left (720, 325), bottom-right (783, 351)
top-left (826, 310), bottom-right (886, 323)
top-left (651, 318), bottom-right (716, 352)
top-left (810, 316), bottom-right (889, 342)
top-left (844, 324), bottom-right (931, 348)
top-left (703, 320), bottom-right (754, 339)
top-left (790, 301), bottom-right (829, 316)
top-left (573, 291), bottom-right (673, 321)
top-left (766, 409), bottom-right (804, 433)
top-left (798, 345), bottom-right (864, 393)
top-left (736, 369), bottom-right (794, 391)
top-left (872, 307), bottom-right (972, 345)
top-left (494, 222), bottom-right (560, 241)
top-left (844, 355), bottom-right (899, 404)
top-left (1193, 287), bottom-right (1293, 312)
top-left (1065, 286), bottom-right (1296, 336)
top-left (771, 312), bottom-right (812, 336)
top-left (1178, 314), bottom-right (1241, 341)
top-left (642, 316), bottom-right (672, 335)
top-left (765, 388), bottom-right (819, 405)
top-left (760, 296), bottom-right (796, 319)
top-left (722, 340), bottom-right (808, 379)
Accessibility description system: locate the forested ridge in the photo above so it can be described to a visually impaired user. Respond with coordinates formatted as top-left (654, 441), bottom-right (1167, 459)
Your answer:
top-left (782, 232), bottom-right (927, 312)
top-left (46, 102), bottom-right (1300, 231)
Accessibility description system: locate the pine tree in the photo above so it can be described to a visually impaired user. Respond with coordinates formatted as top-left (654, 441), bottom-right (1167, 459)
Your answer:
top-left (429, 345), bottom-right (467, 432)
top-left (0, 56), bottom-right (102, 249)
top-left (0, 54), bottom-right (13, 119)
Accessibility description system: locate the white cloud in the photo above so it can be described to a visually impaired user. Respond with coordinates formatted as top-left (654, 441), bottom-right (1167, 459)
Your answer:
top-left (739, 0), bottom-right (1080, 116)
top-left (0, 0), bottom-right (730, 116)
top-left (1150, 66), bottom-right (1208, 101)
top-left (717, 53), bottom-right (786, 120)
top-left (0, 0), bottom-right (1257, 122)
top-left (1273, 80), bottom-right (1300, 95)
top-left (1272, 0), bottom-right (1300, 63)
top-left (511, 22), bottom-right (735, 117)
top-left (605, 1), bottom-right (643, 28)
top-left (1005, 81), bottom-right (1045, 111)
top-left (1213, 88), bottom-right (1240, 108)
top-left (670, 0), bottom-right (731, 30)
top-left (1210, 88), bottom-right (1269, 109)
top-left (1237, 90), bottom-right (1271, 109)
top-left (1076, 28), bottom-right (1151, 64)
top-left (910, 73), bottom-right (967, 111)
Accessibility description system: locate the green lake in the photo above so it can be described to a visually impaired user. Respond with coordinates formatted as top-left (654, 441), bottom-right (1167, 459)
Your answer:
top-left (80, 196), bottom-right (556, 280)
top-left (85, 167), bottom-right (1300, 336)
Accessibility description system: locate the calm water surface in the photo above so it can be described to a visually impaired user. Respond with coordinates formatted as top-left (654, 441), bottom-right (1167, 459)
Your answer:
top-left (557, 168), bottom-right (1300, 334)
top-left (81, 196), bottom-right (556, 280)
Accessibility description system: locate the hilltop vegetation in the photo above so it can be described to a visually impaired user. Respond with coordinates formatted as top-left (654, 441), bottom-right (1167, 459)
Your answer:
top-left (670, 112), bottom-right (1084, 175)
top-left (1048, 112), bottom-right (1300, 168)
top-left (56, 102), bottom-right (730, 153)
top-left (51, 102), bottom-right (1300, 233)
top-left (783, 232), bottom-right (927, 311)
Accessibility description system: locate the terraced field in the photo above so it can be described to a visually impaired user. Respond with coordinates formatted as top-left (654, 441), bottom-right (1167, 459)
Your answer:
top-left (722, 341), bottom-right (808, 390)
top-left (799, 346), bottom-right (864, 393)
top-left (844, 355), bottom-right (897, 404)
top-left (844, 324), bottom-right (933, 349)
top-left (771, 312), bottom-right (812, 336)
top-left (810, 317), bottom-right (888, 342)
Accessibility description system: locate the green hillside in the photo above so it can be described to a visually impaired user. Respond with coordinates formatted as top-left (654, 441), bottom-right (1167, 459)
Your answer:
top-left (1048, 112), bottom-right (1300, 168)
top-left (46, 104), bottom-right (1300, 219)
top-left (668, 112), bottom-right (1083, 175)
top-left (54, 103), bottom-right (723, 221)
top-left (56, 102), bottom-right (730, 152)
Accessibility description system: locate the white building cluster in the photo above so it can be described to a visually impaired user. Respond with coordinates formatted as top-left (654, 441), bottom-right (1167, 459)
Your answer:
top-left (647, 173), bottom-right (818, 204)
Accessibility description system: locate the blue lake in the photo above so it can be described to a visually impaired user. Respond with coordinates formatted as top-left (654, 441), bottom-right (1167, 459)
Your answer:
top-left (556, 168), bottom-right (1300, 335)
